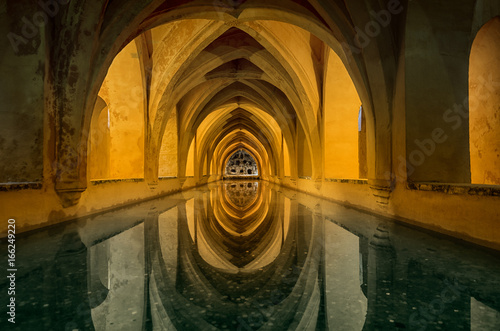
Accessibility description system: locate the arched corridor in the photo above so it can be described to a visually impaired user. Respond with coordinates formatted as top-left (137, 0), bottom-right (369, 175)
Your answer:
top-left (1, 0), bottom-right (499, 247)
top-left (0, 0), bottom-right (500, 329)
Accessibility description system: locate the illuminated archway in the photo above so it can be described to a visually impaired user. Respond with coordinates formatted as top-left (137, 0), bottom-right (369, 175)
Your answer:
top-left (51, 0), bottom-right (397, 201)
top-left (224, 149), bottom-right (259, 177)
top-left (89, 41), bottom-right (145, 181)
top-left (89, 97), bottom-right (110, 180)
top-left (469, 16), bottom-right (500, 185)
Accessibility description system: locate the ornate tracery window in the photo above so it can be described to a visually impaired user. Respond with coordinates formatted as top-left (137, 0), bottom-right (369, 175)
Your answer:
top-left (225, 150), bottom-right (258, 177)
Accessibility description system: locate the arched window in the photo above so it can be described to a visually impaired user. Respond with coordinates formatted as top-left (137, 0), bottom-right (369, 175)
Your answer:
top-left (469, 17), bottom-right (500, 185)
top-left (225, 150), bottom-right (258, 177)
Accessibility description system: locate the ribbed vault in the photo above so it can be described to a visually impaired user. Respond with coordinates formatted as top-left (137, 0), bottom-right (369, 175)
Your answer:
top-left (42, 0), bottom-right (399, 205)
top-left (149, 25), bottom-right (311, 182)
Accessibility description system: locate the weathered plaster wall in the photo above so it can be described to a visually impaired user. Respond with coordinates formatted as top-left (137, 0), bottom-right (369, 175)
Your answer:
top-left (284, 177), bottom-right (500, 251)
top-left (283, 139), bottom-right (291, 177)
top-left (158, 109), bottom-right (178, 177)
top-left (324, 49), bottom-right (361, 179)
top-left (405, 0), bottom-right (474, 183)
top-left (297, 124), bottom-right (312, 178)
top-left (0, 177), bottom-right (208, 235)
top-left (100, 42), bottom-right (145, 179)
top-left (186, 139), bottom-right (195, 177)
top-left (252, 20), bottom-right (320, 118)
top-left (89, 107), bottom-right (110, 180)
top-left (0, 2), bottom-right (45, 183)
top-left (470, 17), bottom-right (500, 185)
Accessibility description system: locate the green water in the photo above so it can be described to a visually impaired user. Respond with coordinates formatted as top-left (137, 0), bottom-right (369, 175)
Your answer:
top-left (2, 181), bottom-right (500, 330)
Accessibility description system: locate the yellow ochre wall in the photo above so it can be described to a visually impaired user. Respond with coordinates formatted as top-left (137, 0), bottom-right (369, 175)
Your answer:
top-left (97, 42), bottom-right (145, 180)
top-left (159, 109), bottom-right (178, 177)
top-left (470, 17), bottom-right (500, 185)
top-left (324, 50), bottom-right (361, 180)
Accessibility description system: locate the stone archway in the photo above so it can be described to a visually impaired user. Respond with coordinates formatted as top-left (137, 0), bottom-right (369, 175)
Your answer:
top-left (42, 0), bottom-right (396, 205)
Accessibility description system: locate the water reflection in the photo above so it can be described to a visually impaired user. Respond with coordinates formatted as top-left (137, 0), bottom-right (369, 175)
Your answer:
top-left (223, 182), bottom-right (259, 209)
top-left (2, 181), bottom-right (500, 330)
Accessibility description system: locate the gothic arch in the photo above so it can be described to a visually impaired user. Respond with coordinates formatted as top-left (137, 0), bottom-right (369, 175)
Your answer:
top-left (49, 0), bottom-right (395, 204)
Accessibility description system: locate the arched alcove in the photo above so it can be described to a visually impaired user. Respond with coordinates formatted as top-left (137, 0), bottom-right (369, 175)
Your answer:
top-left (469, 17), bottom-right (500, 185)
top-left (158, 109), bottom-right (178, 178)
top-left (282, 139), bottom-right (292, 177)
top-left (297, 123), bottom-right (312, 178)
top-left (89, 97), bottom-right (110, 180)
top-left (91, 41), bottom-right (146, 180)
top-left (186, 139), bottom-right (196, 177)
top-left (323, 48), bottom-right (364, 179)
